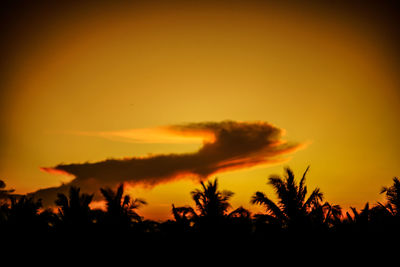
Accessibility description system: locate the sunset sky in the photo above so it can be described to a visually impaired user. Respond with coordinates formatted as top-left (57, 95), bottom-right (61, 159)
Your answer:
top-left (1, 1), bottom-right (399, 220)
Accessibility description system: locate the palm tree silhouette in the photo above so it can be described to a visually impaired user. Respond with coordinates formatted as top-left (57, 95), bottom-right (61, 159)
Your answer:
top-left (0, 180), bottom-right (13, 225)
top-left (227, 206), bottom-right (253, 236)
top-left (379, 177), bottom-right (400, 216)
top-left (5, 195), bottom-right (48, 235)
top-left (0, 180), bottom-right (54, 234)
top-left (172, 178), bottom-right (235, 234)
top-left (251, 166), bottom-right (324, 231)
top-left (172, 204), bottom-right (197, 229)
top-left (228, 206), bottom-right (251, 219)
top-left (8, 196), bottom-right (42, 220)
top-left (55, 186), bottom-right (94, 228)
top-left (322, 202), bottom-right (342, 225)
top-left (343, 202), bottom-right (371, 233)
top-left (191, 179), bottom-right (234, 219)
top-left (100, 183), bottom-right (146, 227)
top-left (350, 203), bottom-right (369, 219)
top-left (0, 180), bottom-right (16, 202)
top-left (308, 200), bottom-right (342, 228)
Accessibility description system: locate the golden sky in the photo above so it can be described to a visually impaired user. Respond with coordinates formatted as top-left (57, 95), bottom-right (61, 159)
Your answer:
top-left (1, 1), bottom-right (399, 220)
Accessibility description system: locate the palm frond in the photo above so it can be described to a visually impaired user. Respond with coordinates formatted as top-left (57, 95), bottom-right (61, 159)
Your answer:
top-left (297, 166), bottom-right (310, 202)
top-left (251, 191), bottom-right (285, 221)
top-left (304, 188), bottom-right (323, 209)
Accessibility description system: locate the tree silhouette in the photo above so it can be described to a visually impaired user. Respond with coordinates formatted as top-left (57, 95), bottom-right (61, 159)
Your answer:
top-left (191, 179), bottom-right (234, 219)
top-left (340, 202), bottom-right (373, 234)
top-left (157, 205), bottom-right (196, 237)
top-left (365, 177), bottom-right (400, 234)
top-left (251, 166), bottom-right (324, 231)
top-left (0, 180), bottom-right (12, 197)
top-left (171, 204), bottom-right (197, 231)
top-left (226, 206), bottom-right (253, 236)
top-left (172, 178), bottom-right (238, 235)
top-left (0, 180), bottom-right (18, 203)
top-left (308, 200), bottom-right (342, 230)
top-left (4, 195), bottom-right (53, 236)
top-left (346, 203), bottom-right (370, 223)
top-left (0, 180), bottom-right (13, 225)
top-left (379, 177), bottom-right (400, 216)
top-left (1, 166), bottom-right (400, 241)
top-left (322, 202), bottom-right (342, 225)
top-left (8, 196), bottom-right (42, 222)
top-left (55, 186), bottom-right (94, 229)
top-left (100, 183), bottom-right (146, 228)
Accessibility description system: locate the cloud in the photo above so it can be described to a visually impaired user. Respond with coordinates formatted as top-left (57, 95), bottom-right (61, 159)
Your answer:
top-left (69, 126), bottom-right (216, 144)
top-left (32, 121), bottom-right (304, 206)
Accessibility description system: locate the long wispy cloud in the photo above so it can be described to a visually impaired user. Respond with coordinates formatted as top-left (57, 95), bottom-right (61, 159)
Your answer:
top-left (33, 121), bottom-right (305, 206)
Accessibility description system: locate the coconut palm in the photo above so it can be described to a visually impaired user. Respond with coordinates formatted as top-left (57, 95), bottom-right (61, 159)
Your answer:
top-left (191, 179), bottom-right (234, 219)
top-left (228, 206), bottom-right (251, 219)
top-left (172, 178), bottom-right (235, 234)
top-left (55, 186), bottom-right (94, 227)
top-left (0, 180), bottom-right (16, 202)
top-left (343, 202), bottom-right (371, 233)
top-left (251, 166), bottom-right (323, 230)
top-left (309, 200), bottom-right (342, 229)
top-left (226, 206), bottom-right (253, 236)
top-left (7, 196), bottom-right (42, 224)
top-left (100, 183), bottom-right (146, 227)
top-left (0, 180), bottom-right (13, 224)
top-left (172, 205), bottom-right (197, 225)
top-left (322, 202), bottom-right (342, 224)
top-left (379, 177), bottom-right (400, 216)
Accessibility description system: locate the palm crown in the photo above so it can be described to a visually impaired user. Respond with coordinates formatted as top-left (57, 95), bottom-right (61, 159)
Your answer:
top-left (191, 179), bottom-right (234, 219)
top-left (100, 184), bottom-right (146, 225)
top-left (55, 186), bottom-right (94, 226)
top-left (251, 166), bottom-right (324, 229)
top-left (380, 177), bottom-right (400, 216)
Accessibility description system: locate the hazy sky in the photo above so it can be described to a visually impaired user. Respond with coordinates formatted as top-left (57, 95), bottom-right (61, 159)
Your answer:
top-left (1, 1), bottom-right (399, 220)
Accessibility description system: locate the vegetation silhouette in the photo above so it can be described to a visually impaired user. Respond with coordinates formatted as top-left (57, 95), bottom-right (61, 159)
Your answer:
top-left (0, 171), bottom-right (399, 244)
top-left (55, 186), bottom-right (94, 231)
top-left (0, 180), bottom-right (15, 200)
top-left (171, 179), bottom-right (252, 239)
top-left (250, 166), bottom-right (336, 232)
top-left (379, 177), bottom-right (400, 216)
top-left (99, 183), bottom-right (146, 232)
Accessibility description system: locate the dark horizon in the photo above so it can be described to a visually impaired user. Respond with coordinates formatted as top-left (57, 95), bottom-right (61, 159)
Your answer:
top-left (1, 166), bottom-right (399, 237)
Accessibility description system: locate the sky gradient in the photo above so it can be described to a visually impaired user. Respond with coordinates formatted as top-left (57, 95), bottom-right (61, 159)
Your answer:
top-left (1, 1), bottom-right (399, 220)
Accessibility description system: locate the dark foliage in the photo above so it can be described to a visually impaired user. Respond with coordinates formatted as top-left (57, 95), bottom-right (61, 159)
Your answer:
top-left (0, 171), bottom-right (399, 245)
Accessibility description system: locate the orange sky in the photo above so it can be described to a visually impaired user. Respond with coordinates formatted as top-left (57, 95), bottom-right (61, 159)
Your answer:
top-left (1, 1), bottom-right (399, 220)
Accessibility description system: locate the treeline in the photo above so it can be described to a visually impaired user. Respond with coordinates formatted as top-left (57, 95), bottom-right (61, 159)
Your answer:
top-left (0, 167), bottom-right (399, 242)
